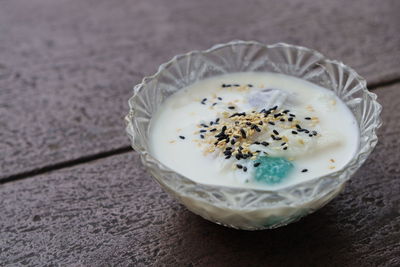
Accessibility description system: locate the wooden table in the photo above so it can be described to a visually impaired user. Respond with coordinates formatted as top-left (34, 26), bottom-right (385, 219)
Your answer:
top-left (1, 0), bottom-right (399, 266)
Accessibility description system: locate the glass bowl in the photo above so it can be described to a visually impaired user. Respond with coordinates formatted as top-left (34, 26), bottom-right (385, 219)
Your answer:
top-left (125, 40), bottom-right (382, 230)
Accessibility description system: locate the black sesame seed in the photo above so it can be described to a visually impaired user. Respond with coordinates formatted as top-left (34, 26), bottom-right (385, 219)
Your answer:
top-left (222, 84), bottom-right (227, 87)
top-left (201, 123), bottom-right (208, 128)
top-left (259, 121), bottom-right (263, 125)
top-left (240, 129), bottom-right (247, 138)
top-left (296, 124), bottom-right (302, 130)
top-left (202, 98), bottom-right (207, 102)
top-left (276, 137), bottom-right (282, 141)
top-left (246, 122), bottom-right (252, 126)
top-left (179, 135), bottom-right (185, 139)
top-left (312, 131), bottom-right (318, 136)
top-left (222, 126), bottom-right (227, 132)
top-left (292, 131), bottom-right (298, 134)
top-left (283, 109), bottom-right (290, 114)
top-left (274, 113), bottom-right (282, 118)
top-left (280, 118), bottom-right (285, 122)
top-left (268, 122), bottom-right (275, 125)
top-left (200, 129), bottom-right (206, 133)
top-left (254, 162), bottom-right (261, 167)
top-left (231, 139), bottom-right (236, 145)
top-left (225, 147), bottom-right (232, 150)
top-left (273, 130), bottom-right (279, 135)
top-left (271, 134), bottom-right (276, 140)
top-left (217, 97), bottom-right (223, 100)
top-left (200, 135), bottom-right (204, 139)
top-left (261, 141), bottom-right (269, 146)
top-left (255, 126), bottom-right (261, 132)
top-left (209, 128), bottom-right (217, 132)
top-left (289, 114), bottom-right (296, 117)
top-left (225, 155), bottom-right (231, 159)
top-left (272, 106), bottom-right (278, 110)
top-left (283, 147), bottom-right (288, 150)
top-left (302, 169), bottom-right (308, 172)
top-left (234, 84), bottom-right (240, 87)
top-left (212, 102), bottom-right (217, 106)
top-left (248, 84), bottom-right (253, 87)
top-left (254, 141), bottom-right (261, 145)
top-left (309, 134), bottom-right (313, 137)
top-left (281, 142), bottom-right (286, 146)
top-left (288, 117), bottom-right (294, 122)
top-left (243, 167), bottom-right (247, 172)
top-left (210, 121), bottom-right (214, 125)
top-left (216, 118), bottom-right (220, 123)
top-left (224, 150), bottom-right (232, 156)
top-left (228, 106), bottom-right (235, 110)
top-left (305, 117), bottom-right (311, 120)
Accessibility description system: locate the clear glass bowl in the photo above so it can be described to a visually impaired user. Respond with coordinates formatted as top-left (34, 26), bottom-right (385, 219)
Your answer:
top-left (125, 41), bottom-right (382, 230)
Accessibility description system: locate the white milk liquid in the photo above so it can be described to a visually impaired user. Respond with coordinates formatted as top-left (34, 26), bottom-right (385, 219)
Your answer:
top-left (149, 72), bottom-right (359, 190)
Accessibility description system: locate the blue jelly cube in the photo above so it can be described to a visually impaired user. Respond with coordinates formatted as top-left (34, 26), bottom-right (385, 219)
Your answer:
top-left (254, 156), bottom-right (293, 184)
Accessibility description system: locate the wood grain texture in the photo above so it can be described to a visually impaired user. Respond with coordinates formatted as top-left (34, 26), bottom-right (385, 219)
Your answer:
top-left (1, 84), bottom-right (399, 266)
top-left (1, 0), bottom-right (400, 179)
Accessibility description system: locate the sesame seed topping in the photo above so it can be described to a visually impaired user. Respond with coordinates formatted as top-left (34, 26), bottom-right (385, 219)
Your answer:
top-left (292, 131), bottom-right (298, 134)
top-left (179, 135), bottom-right (185, 139)
top-left (273, 129), bottom-right (279, 135)
top-left (228, 106), bottom-right (236, 110)
top-left (254, 162), bottom-right (261, 167)
top-left (261, 141), bottom-right (269, 146)
top-left (240, 129), bottom-right (247, 138)
top-left (217, 97), bottom-right (223, 100)
top-left (268, 122), bottom-right (275, 125)
top-left (305, 117), bottom-right (311, 120)
top-left (301, 169), bottom-right (308, 172)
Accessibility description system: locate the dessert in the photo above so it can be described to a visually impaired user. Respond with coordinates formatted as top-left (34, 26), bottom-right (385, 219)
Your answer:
top-left (149, 72), bottom-right (359, 190)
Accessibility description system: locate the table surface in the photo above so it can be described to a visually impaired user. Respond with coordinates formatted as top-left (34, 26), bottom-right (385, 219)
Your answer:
top-left (1, 0), bottom-right (399, 266)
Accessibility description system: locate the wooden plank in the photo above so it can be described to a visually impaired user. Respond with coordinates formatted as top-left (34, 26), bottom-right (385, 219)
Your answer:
top-left (1, 0), bottom-right (400, 179)
top-left (0, 84), bottom-right (399, 266)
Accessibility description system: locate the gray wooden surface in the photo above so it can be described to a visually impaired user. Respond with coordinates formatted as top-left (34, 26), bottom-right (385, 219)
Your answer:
top-left (1, 0), bottom-right (400, 180)
top-left (1, 0), bottom-right (400, 266)
top-left (1, 84), bottom-right (399, 266)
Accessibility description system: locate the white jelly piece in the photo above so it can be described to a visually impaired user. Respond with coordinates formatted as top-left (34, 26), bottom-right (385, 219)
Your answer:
top-left (247, 88), bottom-right (290, 110)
